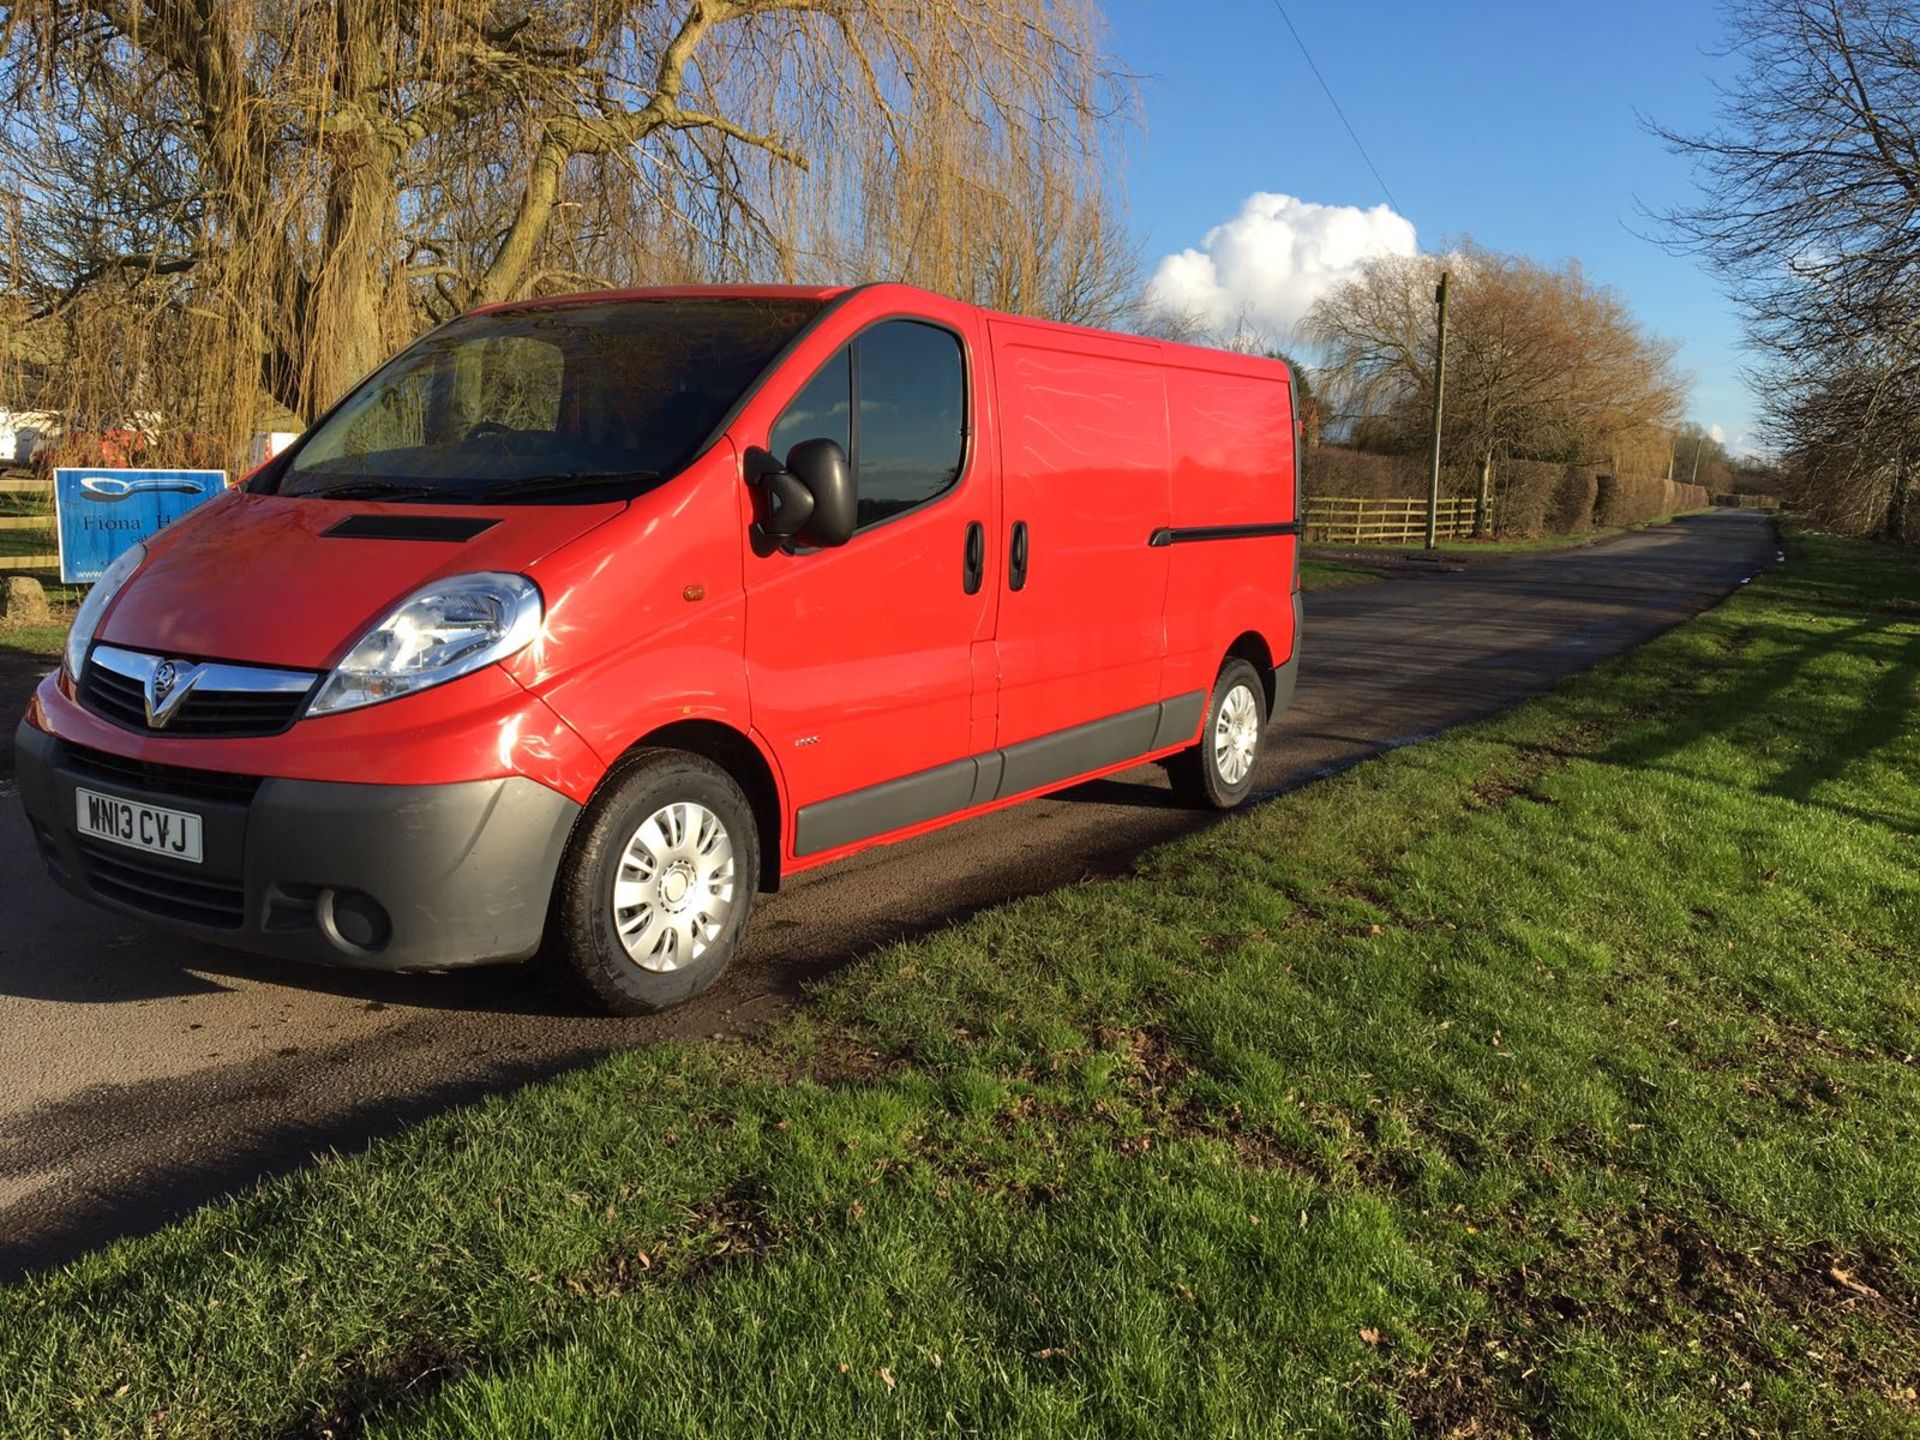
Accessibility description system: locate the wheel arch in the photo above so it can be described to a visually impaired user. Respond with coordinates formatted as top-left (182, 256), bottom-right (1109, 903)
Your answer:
top-left (1223, 629), bottom-right (1278, 715)
top-left (617, 719), bottom-right (785, 891)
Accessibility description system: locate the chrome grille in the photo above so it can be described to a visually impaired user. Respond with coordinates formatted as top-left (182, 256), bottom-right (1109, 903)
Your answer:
top-left (80, 645), bottom-right (317, 738)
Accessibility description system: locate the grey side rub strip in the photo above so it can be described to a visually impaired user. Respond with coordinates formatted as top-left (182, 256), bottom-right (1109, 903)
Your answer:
top-left (793, 691), bottom-right (1208, 856)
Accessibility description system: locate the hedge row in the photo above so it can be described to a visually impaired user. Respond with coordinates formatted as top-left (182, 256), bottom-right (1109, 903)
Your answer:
top-left (1301, 446), bottom-right (1710, 538)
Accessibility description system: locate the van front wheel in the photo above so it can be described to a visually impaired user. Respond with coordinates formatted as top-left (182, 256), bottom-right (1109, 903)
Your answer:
top-left (549, 749), bottom-right (761, 1015)
top-left (1166, 659), bottom-right (1268, 810)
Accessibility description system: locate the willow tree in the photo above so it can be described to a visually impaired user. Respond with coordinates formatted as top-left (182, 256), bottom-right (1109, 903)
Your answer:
top-left (0, 0), bottom-right (1128, 449)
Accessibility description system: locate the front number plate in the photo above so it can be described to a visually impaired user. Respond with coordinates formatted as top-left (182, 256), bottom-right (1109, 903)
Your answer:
top-left (74, 787), bottom-right (204, 864)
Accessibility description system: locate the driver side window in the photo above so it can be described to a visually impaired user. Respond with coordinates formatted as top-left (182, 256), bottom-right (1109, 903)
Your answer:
top-left (768, 320), bottom-right (966, 531)
top-left (769, 346), bottom-right (851, 464)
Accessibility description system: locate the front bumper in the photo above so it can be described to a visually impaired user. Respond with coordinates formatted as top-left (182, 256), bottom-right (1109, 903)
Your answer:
top-left (15, 721), bottom-right (581, 971)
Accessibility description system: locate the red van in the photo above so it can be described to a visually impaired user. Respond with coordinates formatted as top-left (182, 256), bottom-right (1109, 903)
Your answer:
top-left (15, 284), bottom-right (1302, 1013)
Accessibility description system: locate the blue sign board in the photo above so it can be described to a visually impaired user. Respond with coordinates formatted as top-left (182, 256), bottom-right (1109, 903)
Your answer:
top-left (55, 468), bottom-right (227, 584)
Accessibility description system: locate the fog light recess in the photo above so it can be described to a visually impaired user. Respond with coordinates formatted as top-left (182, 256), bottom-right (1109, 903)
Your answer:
top-left (317, 887), bottom-right (392, 954)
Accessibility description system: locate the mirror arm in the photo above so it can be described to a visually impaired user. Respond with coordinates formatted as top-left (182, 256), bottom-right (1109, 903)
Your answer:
top-left (745, 447), bottom-right (811, 553)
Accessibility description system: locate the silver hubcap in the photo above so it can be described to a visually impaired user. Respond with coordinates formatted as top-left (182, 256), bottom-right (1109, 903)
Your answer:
top-left (611, 801), bottom-right (738, 972)
top-left (1213, 683), bottom-right (1260, 786)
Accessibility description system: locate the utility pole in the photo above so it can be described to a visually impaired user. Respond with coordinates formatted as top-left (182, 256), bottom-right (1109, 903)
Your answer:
top-left (1424, 271), bottom-right (1450, 551)
top-left (1689, 437), bottom-right (1703, 485)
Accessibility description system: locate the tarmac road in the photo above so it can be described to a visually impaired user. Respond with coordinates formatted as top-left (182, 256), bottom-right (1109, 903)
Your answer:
top-left (0, 510), bottom-right (1777, 1280)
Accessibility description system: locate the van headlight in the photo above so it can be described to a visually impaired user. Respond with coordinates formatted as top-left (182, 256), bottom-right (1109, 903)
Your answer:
top-left (308, 572), bottom-right (543, 717)
top-left (64, 543), bottom-right (147, 682)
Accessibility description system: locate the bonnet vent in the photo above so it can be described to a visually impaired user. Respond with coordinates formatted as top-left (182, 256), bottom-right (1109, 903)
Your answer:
top-left (321, 514), bottom-right (500, 542)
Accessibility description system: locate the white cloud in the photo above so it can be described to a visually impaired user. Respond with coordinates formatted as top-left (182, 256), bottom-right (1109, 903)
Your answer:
top-left (1144, 192), bottom-right (1418, 343)
top-left (1708, 423), bottom-right (1726, 444)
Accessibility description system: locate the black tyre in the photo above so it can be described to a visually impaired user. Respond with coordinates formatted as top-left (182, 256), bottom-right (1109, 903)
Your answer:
top-left (548, 749), bottom-right (761, 1015)
top-left (1166, 658), bottom-right (1268, 810)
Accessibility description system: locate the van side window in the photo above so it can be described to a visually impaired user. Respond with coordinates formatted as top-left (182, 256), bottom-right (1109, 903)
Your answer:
top-left (769, 346), bottom-right (851, 464)
top-left (854, 321), bottom-right (965, 528)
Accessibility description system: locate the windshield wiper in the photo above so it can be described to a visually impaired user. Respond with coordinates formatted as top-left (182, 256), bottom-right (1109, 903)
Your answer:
top-left (479, 472), bottom-right (659, 502)
top-left (302, 480), bottom-right (458, 501)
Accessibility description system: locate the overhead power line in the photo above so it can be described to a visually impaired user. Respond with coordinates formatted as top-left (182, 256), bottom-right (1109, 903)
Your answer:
top-left (1264, 0), bottom-right (1403, 214)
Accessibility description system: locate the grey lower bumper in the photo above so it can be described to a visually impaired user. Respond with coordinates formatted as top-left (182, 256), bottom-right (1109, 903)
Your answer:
top-left (14, 721), bottom-right (581, 971)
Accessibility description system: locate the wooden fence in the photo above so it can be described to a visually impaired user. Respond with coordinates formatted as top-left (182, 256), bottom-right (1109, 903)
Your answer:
top-left (1304, 495), bottom-right (1485, 546)
top-left (0, 477), bottom-right (57, 574)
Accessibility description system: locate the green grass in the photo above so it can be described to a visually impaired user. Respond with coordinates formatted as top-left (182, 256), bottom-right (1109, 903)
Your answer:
top-left (1321, 509), bottom-right (1717, 559)
top-left (3, 526), bottom-right (1918, 1438)
top-left (1301, 558), bottom-right (1389, 589)
top-left (0, 573), bottom-right (70, 660)
top-left (0, 620), bottom-right (65, 661)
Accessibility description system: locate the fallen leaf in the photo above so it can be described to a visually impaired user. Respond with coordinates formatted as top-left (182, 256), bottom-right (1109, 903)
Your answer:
top-left (879, 1367), bottom-right (896, 1391)
top-left (1359, 1327), bottom-right (1382, 1347)
top-left (1829, 1265), bottom-right (1881, 1300)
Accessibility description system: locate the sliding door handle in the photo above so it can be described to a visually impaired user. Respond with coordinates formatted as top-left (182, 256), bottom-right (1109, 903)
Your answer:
top-left (1009, 520), bottom-right (1030, 592)
top-left (963, 520), bottom-right (985, 594)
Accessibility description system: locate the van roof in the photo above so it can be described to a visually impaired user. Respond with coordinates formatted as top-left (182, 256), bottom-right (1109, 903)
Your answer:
top-left (466, 282), bottom-right (1292, 382)
top-left (467, 284), bottom-right (852, 318)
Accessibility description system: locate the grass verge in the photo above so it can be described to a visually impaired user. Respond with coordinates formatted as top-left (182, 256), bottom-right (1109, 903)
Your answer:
top-left (2, 526), bottom-right (1917, 1438)
top-left (1316, 509), bottom-right (1718, 561)
top-left (1301, 557), bottom-right (1389, 590)
top-left (0, 617), bottom-right (66, 662)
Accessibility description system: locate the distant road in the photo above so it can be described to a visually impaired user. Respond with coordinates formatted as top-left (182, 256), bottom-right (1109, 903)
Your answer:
top-left (0, 510), bottom-right (1777, 1280)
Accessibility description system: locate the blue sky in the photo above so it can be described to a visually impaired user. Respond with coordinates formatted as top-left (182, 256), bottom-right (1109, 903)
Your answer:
top-left (1108, 0), bottom-right (1757, 452)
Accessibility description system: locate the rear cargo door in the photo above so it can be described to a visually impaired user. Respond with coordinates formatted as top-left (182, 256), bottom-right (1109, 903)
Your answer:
top-left (988, 321), bottom-right (1172, 783)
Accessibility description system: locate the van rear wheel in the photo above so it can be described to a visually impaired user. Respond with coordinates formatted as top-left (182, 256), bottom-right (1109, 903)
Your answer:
top-left (1166, 658), bottom-right (1268, 810)
top-left (549, 749), bottom-right (760, 1015)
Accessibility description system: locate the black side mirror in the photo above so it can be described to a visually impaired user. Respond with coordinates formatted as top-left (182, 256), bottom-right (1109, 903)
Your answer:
top-left (750, 439), bottom-right (855, 550)
top-left (785, 438), bottom-right (854, 547)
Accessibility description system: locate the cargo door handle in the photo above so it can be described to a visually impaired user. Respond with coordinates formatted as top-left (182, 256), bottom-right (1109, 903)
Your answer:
top-left (1009, 520), bottom-right (1030, 592)
top-left (963, 521), bottom-right (985, 595)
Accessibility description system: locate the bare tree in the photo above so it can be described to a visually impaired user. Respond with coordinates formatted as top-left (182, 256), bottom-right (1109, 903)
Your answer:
top-left (800, 79), bottom-right (1142, 328)
top-left (1298, 251), bottom-right (1438, 439)
top-left (1306, 245), bottom-right (1685, 531)
top-left (0, 0), bottom-right (1130, 451)
top-left (1653, 0), bottom-right (1920, 356)
top-left (1768, 339), bottom-right (1920, 535)
top-left (1653, 0), bottom-right (1920, 534)
top-left (1670, 422), bottom-right (1739, 492)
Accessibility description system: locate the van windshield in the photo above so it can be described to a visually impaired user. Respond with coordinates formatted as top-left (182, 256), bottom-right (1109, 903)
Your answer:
top-left (275, 298), bottom-right (822, 503)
